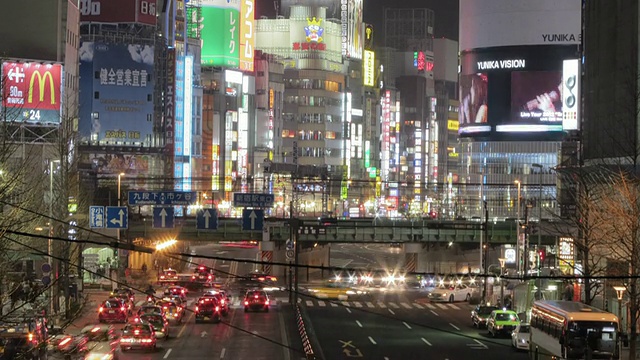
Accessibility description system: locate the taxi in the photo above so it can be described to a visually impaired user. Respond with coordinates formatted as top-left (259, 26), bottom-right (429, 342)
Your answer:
top-left (471, 305), bottom-right (499, 328)
top-left (306, 280), bottom-right (367, 300)
top-left (487, 309), bottom-right (520, 337)
top-left (156, 300), bottom-right (183, 324)
top-left (120, 323), bottom-right (156, 352)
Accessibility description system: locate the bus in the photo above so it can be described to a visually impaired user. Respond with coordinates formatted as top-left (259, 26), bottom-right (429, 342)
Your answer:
top-left (530, 300), bottom-right (620, 359)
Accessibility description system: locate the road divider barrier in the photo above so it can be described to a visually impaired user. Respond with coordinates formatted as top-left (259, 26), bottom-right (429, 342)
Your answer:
top-left (296, 304), bottom-right (317, 359)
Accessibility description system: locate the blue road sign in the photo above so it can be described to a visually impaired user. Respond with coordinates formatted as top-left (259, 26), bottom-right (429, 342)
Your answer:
top-left (105, 206), bottom-right (128, 229)
top-left (242, 209), bottom-right (264, 231)
top-left (89, 206), bottom-right (105, 228)
top-left (128, 191), bottom-right (197, 205)
top-left (153, 207), bottom-right (175, 229)
top-left (196, 209), bottom-right (218, 230)
top-left (233, 193), bottom-right (274, 208)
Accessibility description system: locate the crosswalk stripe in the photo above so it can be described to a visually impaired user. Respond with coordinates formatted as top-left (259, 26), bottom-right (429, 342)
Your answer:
top-left (306, 300), bottom-right (314, 307)
top-left (401, 303), bottom-right (412, 309)
top-left (413, 303), bottom-right (424, 309)
top-left (436, 303), bottom-right (448, 310)
top-left (389, 302), bottom-right (400, 309)
top-left (366, 302), bottom-right (375, 308)
top-left (377, 302), bottom-right (386, 308)
top-left (448, 304), bottom-right (460, 310)
top-left (330, 302), bottom-right (338, 307)
top-left (318, 301), bottom-right (326, 307)
top-left (426, 304), bottom-right (436, 309)
top-left (354, 302), bottom-right (363, 308)
top-left (341, 301), bottom-right (350, 307)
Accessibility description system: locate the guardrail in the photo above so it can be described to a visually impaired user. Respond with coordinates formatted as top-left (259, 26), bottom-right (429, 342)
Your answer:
top-left (296, 304), bottom-right (317, 360)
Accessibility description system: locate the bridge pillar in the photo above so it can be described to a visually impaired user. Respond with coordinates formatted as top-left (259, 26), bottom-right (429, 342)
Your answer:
top-left (404, 243), bottom-right (422, 274)
top-left (259, 241), bottom-right (275, 274)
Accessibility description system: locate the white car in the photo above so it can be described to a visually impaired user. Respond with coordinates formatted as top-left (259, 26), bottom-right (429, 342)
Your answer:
top-left (428, 284), bottom-right (473, 302)
top-left (511, 323), bottom-right (530, 351)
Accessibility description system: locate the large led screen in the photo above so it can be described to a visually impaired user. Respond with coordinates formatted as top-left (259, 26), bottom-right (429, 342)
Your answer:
top-left (201, 0), bottom-right (240, 67)
top-left (511, 71), bottom-right (562, 123)
top-left (459, 73), bottom-right (488, 125)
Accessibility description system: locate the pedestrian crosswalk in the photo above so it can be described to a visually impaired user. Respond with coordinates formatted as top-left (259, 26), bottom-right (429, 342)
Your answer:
top-left (297, 298), bottom-right (471, 311)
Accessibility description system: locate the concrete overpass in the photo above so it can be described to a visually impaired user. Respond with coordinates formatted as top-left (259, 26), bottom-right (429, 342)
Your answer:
top-left (126, 217), bottom-right (558, 246)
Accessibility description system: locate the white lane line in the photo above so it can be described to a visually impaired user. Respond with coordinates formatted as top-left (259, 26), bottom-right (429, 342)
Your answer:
top-left (346, 307), bottom-right (352, 314)
top-left (400, 302), bottom-right (412, 309)
top-left (341, 301), bottom-right (350, 307)
top-left (377, 302), bottom-right (387, 308)
top-left (426, 303), bottom-right (436, 309)
top-left (163, 348), bottom-right (172, 359)
top-left (356, 320), bottom-right (363, 328)
top-left (318, 301), bottom-right (326, 307)
top-left (384, 357), bottom-right (389, 360)
top-left (368, 336), bottom-right (377, 345)
top-left (330, 302), bottom-right (338, 307)
top-left (436, 303), bottom-right (448, 310)
top-left (473, 339), bottom-right (488, 349)
top-left (389, 302), bottom-right (400, 309)
top-left (305, 300), bottom-right (313, 306)
top-left (421, 338), bottom-right (432, 346)
top-left (388, 309), bottom-right (396, 315)
top-left (220, 348), bottom-right (226, 359)
top-left (430, 310), bottom-right (439, 316)
top-left (366, 302), bottom-right (375, 308)
top-left (449, 323), bottom-right (461, 331)
top-left (402, 321), bottom-right (412, 330)
top-left (413, 303), bottom-right (424, 309)
top-left (448, 304), bottom-right (460, 310)
top-left (354, 302), bottom-right (363, 308)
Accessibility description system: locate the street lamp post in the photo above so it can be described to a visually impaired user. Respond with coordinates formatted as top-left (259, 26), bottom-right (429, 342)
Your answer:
top-left (613, 286), bottom-right (626, 334)
top-left (49, 159), bottom-right (60, 316)
top-left (499, 258), bottom-right (507, 307)
top-left (515, 180), bottom-right (521, 274)
top-left (532, 163), bottom-right (543, 274)
top-left (116, 173), bottom-right (125, 289)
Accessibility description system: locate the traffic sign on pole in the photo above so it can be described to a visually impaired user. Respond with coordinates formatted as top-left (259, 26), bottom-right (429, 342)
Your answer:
top-left (153, 207), bottom-right (175, 229)
top-left (233, 193), bottom-right (274, 208)
top-left (286, 250), bottom-right (294, 261)
top-left (242, 209), bottom-right (264, 231)
top-left (105, 206), bottom-right (128, 229)
top-left (196, 209), bottom-right (218, 230)
top-left (128, 191), bottom-right (197, 205)
top-left (286, 239), bottom-right (294, 251)
top-left (89, 206), bottom-right (105, 228)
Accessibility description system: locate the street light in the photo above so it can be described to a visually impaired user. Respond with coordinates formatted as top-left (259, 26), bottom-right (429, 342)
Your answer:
top-left (515, 180), bottom-right (521, 274)
top-left (499, 257), bottom-right (507, 307)
top-left (613, 286), bottom-right (626, 333)
top-left (116, 173), bottom-right (125, 289)
top-left (531, 164), bottom-right (543, 274)
top-left (49, 159), bottom-right (60, 316)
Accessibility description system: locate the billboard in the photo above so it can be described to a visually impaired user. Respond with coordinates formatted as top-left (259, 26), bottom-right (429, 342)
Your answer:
top-left (239, 0), bottom-right (255, 71)
top-left (460, 0), bottom-right (581, 51)
top-left (346, 0), bottom-right (363, 59)
top-left (511, 71), bottom-right (562, 123)
top-left (201, 0), bottom-right (240, 67)
top-left (78, 42), bottom-right (155, 143)
top-left (165, 49), bottom-right (176, 156)
top-left (562, 59), bottom-right (580, 130)
top-left (363, 50), bottom-right (375, 87)
top-left (2, 62), bottom-right (62, 124)
top-left (89, 153), bottom-right (152, 188)
top-left (79, 0), bottom-right (157, 25)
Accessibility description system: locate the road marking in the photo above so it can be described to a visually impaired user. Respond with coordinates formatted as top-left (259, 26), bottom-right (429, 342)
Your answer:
top-left (389, 302), bottom-right (400, 308)
top-left (473, 339), bottom-right (488, 349)
top-left (318, 301), bottom-right (326, 307)
top-left (449, 323), bottom-right (461, 331)
top-left (448, 304), bottom-right (460, 310)
top-left (430, 310), bottom-right (439, 316)
top-left (356, 320), bottom-right (363, 328)
top-left (177, 312), bottom-right (194, 338)
top-left (436, 303), bottom-right (448, 310)
top-left (346, 307), bottom-right (352, 314)
top-left (366, 302), bottom-right (375, 308)
top-left (354, 302), bottom-right (363, 308)
top-left (426, 303), bottom-right (436, 309)
top-left (402, 321), bottom-right (412, 330)
top-left (377, 302), bottom-right (387, 308)
top-left (220, 348), bottom-right (226, 359)
top-left (163, 348), bottom-right (172, 359)
top-left (368, 336), bottom-right (377, 345)
top-left (341, 301), bottom-right (350, 307)
top-left (400, 303), bottom-right (412, 309)
top-left (330, 302), bottom-right (338, 307)
top-left (413, 303), bottom-right (424, 309)
top-left (384, 357), bottom-right (389, 360)
top-left (278, 306), bottom-right (292, 360)
top-left (306, 300), bottom-right (313, 306)
top-left (421, 338), bottom-right (432, 346)
top-left (388, 309), bottom-right (395, 315)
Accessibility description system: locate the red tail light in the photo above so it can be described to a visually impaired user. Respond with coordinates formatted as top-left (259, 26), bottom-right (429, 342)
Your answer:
top-left (195, 306), bottom-right (199, 312)
top-left (258, 277), bottom-right (265, 281)
top-left (244, 301), bottom-right (249, 306)
top-left (199, 266), bottom-right (205, 270)
top-left (134, 330), bottom-right (140, 335)
top-left (160, 275), bottom-right (165, 279)
top-left (254, 295), bottom-right (259, 299)
top-left (58, 337), bottom-right (72, 347)
top-left (98, 307), bottom-right (103, 313)
top-left (192, 275), bottom-right (196, 280)
top-left (265, 300), bottom-right (269, 305)
top-left (181, 289), bottom-right (185, 294)
top-left (208, 275), bottom-right (212, 280)
top-left (121, 307), bottom-right (126, 312)
top-left (215, 306), bottom-right (220, 312)
top-left (220, 299), bottom-right (225, 305)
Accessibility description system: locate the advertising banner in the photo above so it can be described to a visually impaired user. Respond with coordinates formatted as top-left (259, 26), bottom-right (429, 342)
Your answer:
top-left (201, 0), bottom-right (240, 67)
top-left (511, 71), bottom-right (562, 123)
top-left (165, 49), bottom-right (176, 156)
top-left (363, 50), bottom-right (375, 87)
top-left (239, 0), bottom-right (255, 71)
top-left (89, 153), bottom-right (152, 188)
top-left (78, 42), bottom-right (154, 143)
top-left (346, 0), bottom-right (363, 59)
top-left (2, 62), bottom-right (62, 124)
top-left (562, 59), bottom-right (580, 130)
top-left (80, 0), bottom-right (157, 25)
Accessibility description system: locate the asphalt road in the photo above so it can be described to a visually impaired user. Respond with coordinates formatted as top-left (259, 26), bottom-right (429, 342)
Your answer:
top-left (302, 289), bottom-right (529, 360)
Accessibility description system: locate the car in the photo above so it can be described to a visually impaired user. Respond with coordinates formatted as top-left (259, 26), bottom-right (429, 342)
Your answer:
top-left (202, 292), bottom-right (229, 316)
top-left (244, 290), bottom-right (269, 312)
top-left (111, 288), bottom-right (135, 303)
top-left (471, 305), bottom-right (500, 328)
top-left (159, 269), bottom-right (178, 282)
top-left (137, 305), bottom-right (164, 318)
top-left (162, 294), bottom-right (186, 308)
top-left (139, 314), bottom-right (170, 340)
top-left (156, 300), bottom-right (184, 324)
top-left (487, 309), bottom-right (520, 337)
top-left (98, 299), bottom-right (128, 323)
top-left (165, 286), bottom-right (188, 301)
top-left (75, 324), bottom-right (119, 360)
top-left (428, 284), bottom-right (474, 302)
top-left (306, 281), bottom-right (366, 300)
top-left (511, 323), bottom-right (530, 351)
top-left (245, 271), bottom-right (277, 284)
top-left (195, 297), bottom-right (222, 323)
top-left (192, 265), bottom-right (216, 282)
top-left (120, 323), bottom-right (156, 352)
top-left (111, 294), bottom-right (134, 314)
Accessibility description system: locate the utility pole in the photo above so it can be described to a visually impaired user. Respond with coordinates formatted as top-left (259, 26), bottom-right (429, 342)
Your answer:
top-left (483, 200), bottom-right (489, 303)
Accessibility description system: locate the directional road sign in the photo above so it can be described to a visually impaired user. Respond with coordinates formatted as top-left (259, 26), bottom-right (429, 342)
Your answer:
top-left (286, 250), bottom-right (294, 261)
top-left (105, 206), bottom-right (128, 229)
top-left (286, 239), bottom-right (294, 251)
top-left (242, 209), bottom-right (264, 231)
top-left (233, 193), bottom-right (274, 208)
top-left (89, 206), bottom-right (105, 228)
top-left (153, 207), bottom-right (175, 229)
top-left (128, 191), bottom-right (197, 206)
top-left (196, 209), bottom-right (218, 230)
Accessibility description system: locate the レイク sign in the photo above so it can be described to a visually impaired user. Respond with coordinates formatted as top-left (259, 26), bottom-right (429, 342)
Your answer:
top-left (2, 62), bottom-right (62, 123)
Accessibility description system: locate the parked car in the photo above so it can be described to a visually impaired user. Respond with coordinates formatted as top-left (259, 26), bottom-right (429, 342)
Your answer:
top-left (511, 323), bottom-right (530, 351)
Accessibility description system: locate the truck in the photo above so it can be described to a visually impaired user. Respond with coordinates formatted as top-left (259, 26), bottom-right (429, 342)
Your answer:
top-left (0, 311), bottom-right (48, 360)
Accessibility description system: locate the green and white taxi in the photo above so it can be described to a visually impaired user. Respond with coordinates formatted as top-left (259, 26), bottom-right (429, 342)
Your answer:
top-left (487, 309), bottom-right (520, 337)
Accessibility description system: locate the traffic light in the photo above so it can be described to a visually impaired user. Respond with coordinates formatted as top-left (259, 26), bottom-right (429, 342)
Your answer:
top-left (538, 249), bottom-right (546, 268)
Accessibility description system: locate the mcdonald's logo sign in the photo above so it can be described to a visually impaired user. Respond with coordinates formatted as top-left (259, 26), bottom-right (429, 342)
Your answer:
top-left (28, 70), bottom-right (57, 106)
